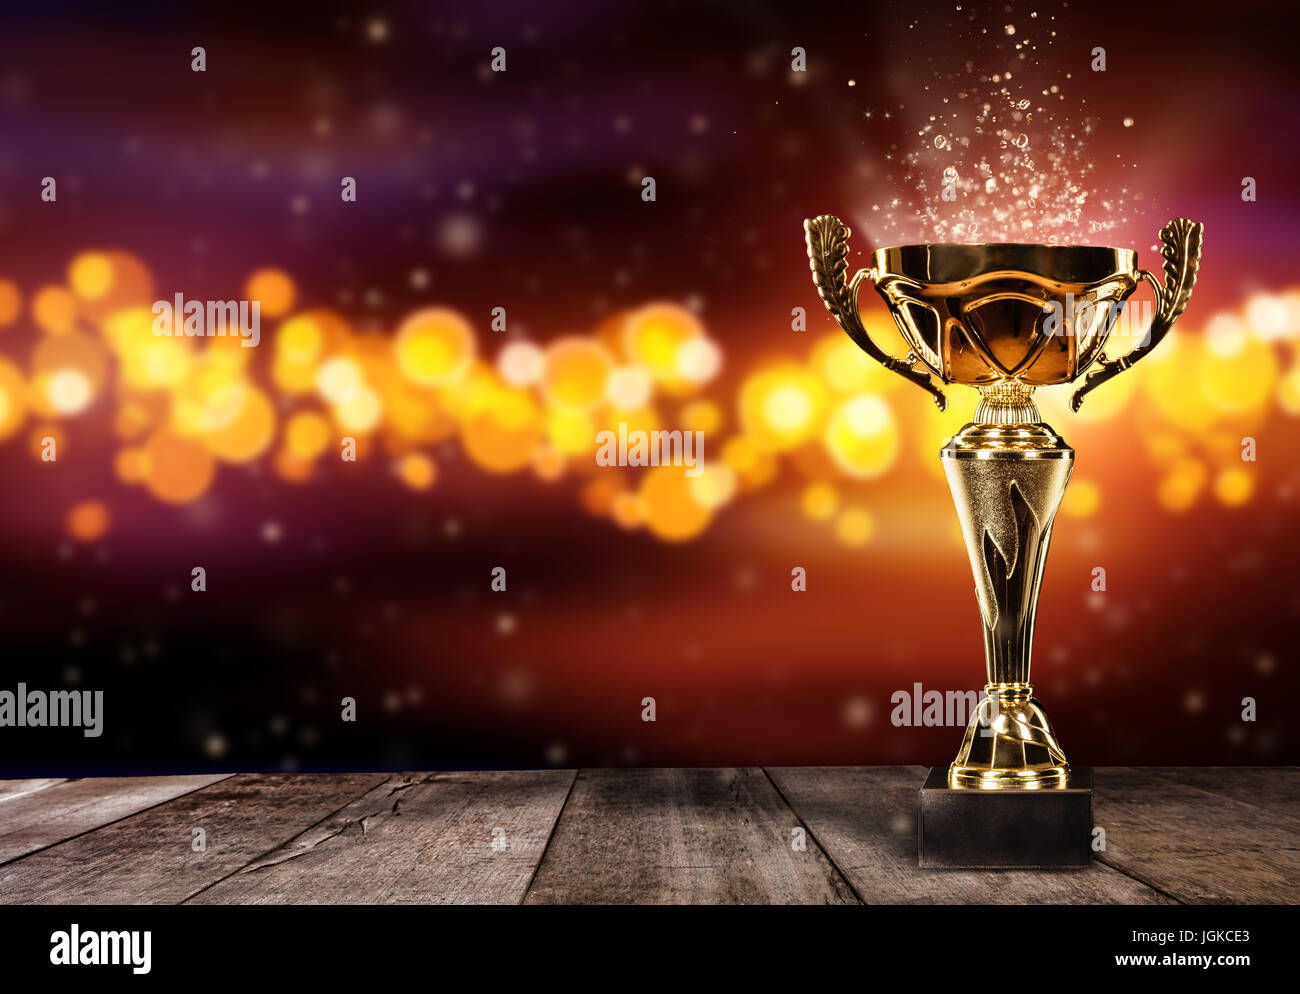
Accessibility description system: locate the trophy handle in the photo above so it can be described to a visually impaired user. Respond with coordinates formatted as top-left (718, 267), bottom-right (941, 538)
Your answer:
top-left (1070, 217), bottom-right (1204, 412)
top-left (804, 214), bottom-right (947, 410)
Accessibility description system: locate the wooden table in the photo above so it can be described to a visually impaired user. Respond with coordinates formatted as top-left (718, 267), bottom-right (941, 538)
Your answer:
top-left (0, 768), bottom-right (1294, 904)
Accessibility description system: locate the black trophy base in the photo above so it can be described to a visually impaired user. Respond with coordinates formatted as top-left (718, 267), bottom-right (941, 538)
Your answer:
top-left (918, 766), bottom-right (1094, 869)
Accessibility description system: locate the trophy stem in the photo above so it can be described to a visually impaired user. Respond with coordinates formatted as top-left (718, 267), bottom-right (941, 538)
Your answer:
top-left (941, 405), bottom-right (1073, 789)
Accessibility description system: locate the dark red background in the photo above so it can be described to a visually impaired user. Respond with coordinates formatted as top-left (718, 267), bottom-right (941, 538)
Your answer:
top-left (0, 0), bottom-right (1294, 774)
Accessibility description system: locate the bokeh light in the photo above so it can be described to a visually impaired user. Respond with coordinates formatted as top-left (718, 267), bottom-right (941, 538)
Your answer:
top-left (0, 250), bottom-right (1289, 546)
top-left (394, 308), bottom-right (475, 387)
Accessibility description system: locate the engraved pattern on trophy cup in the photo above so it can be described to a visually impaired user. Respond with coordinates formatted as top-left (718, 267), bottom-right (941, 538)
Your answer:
top-left (941, 428), bottom-right (1073, 785)
top-left (982, 482), bottom-right (1043, 686)
top-left (941, 441), bottom-right (1071, 784)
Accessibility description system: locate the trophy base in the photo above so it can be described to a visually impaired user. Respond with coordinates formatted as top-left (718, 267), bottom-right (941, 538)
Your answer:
top-left (918, 766), bottom-right (1094, 869)
top-left (947, 688), bottom-right (1072, 789)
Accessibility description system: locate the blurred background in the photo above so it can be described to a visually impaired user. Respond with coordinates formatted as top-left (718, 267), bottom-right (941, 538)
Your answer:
top-left (0, 0), bottom-right (1294, 776)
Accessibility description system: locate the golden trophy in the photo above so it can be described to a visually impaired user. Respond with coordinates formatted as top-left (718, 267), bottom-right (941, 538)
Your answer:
top-left (804, 214), bottom-right (1203, 864)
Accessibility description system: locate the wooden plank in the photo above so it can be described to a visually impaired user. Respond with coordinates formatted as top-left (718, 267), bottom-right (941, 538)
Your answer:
top-left (1139, 767), bottom-right (1300, 816)
top-left (524, 768), bottom-right (858, 904)
top-left (189, 770), bottom-right (576, 905)
top-left (0, 775), bottom-right (229, 866)
top-left (1, 767), bottom-right (1290, 905)
top-left (1094, 768), bottom-right (1299, 904)
top-left (0, 772), bottom-right (390, 904)
top-left (0, 779), bottom-right (65, 803)
top-left (768, 766), bottom-right (1173, 904)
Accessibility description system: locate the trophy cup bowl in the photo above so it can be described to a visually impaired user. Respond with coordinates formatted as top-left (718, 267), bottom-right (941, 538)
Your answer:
top-left (868, 242), bottom-right (1140, 389)
top-left (804, 215), bottom-right (1204, 799)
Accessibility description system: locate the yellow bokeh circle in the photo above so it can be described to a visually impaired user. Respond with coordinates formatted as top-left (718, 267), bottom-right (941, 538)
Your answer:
top-left (460, 387), bottom-right (542, 474)
top-left (68, 253), bottom-right (114, 300)
top-left (285, 411), bottom-right (331, 460)
top-left (624, 303), bottom-right (704, 390)
top-left (834, 506), bottom-right (875, 546)
top-left (335, 387), bottom-right (383, 434)
top-left (1196, 334), bottom-right (1278, 413)
top-left (203, 385), bottom-right (277, 463)
top-left (66, 499), bottom-right (111, 542)
top-left (1143, 336), bottom-right (1217, 433)
top-left (395, 308), bottom-right (475, 387)
top-left (810, 328), bottom-right (904, 395)
top-left (1156, 456), bottom-right (1207, 513)
top-left (801, 481), bottom-right (839, 520)
top-left (245, 269), bottom-right (297, 318)
top-left (32, 286), bottom-right (77, 335)
top-left (687, 463), bottom-right (738, 510)
top-left (143, 429), bottom-right (216, 504)
top-left (823, 393), bottom-right (899, 479)
top-left (739, 362), bottom-right (827, 452)
top-left (277, 314), bottom-right (326, 364)
top-left (543, 337), bottom-right (614, 412)
top-left (546, 407), bottom-right (597, 456)
top-left (395, 452), bottom-right (437, 491)
top-left (1213, 466), bottom-right (1253, 507)
top-left (639, 465), bottom-right (711, 541)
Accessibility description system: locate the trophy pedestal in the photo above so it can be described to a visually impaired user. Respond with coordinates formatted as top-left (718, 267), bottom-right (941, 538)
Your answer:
top-left (803, 212), bottom-right (1203, 874)
top-left (918, 767), bottom-right (1093, 869)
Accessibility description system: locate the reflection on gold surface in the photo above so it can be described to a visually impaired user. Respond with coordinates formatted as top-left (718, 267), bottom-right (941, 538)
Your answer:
top-left (805, 212), bottom-right (1205, 788)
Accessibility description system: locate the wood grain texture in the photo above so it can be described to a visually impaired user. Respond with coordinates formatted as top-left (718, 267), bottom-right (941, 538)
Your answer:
top-left (0, 768), bottom-right (1292, 904)
top-left (524, 768), bottom-right (858, 905)
top-left (0, 774), bottom-right (229, 866)
top-left (767, 766), bottom-right (1173, 904)
top-left (1093, 767), bottom-right (1299, 904)
top-left (1142, 766), bottom-right (1300, 811)
top-left (0, 773), bottom-right (389, 904)
top-left (0, 779), bottom-right (65, 803)
top-left (189, 770), bottom-right (576, 905)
